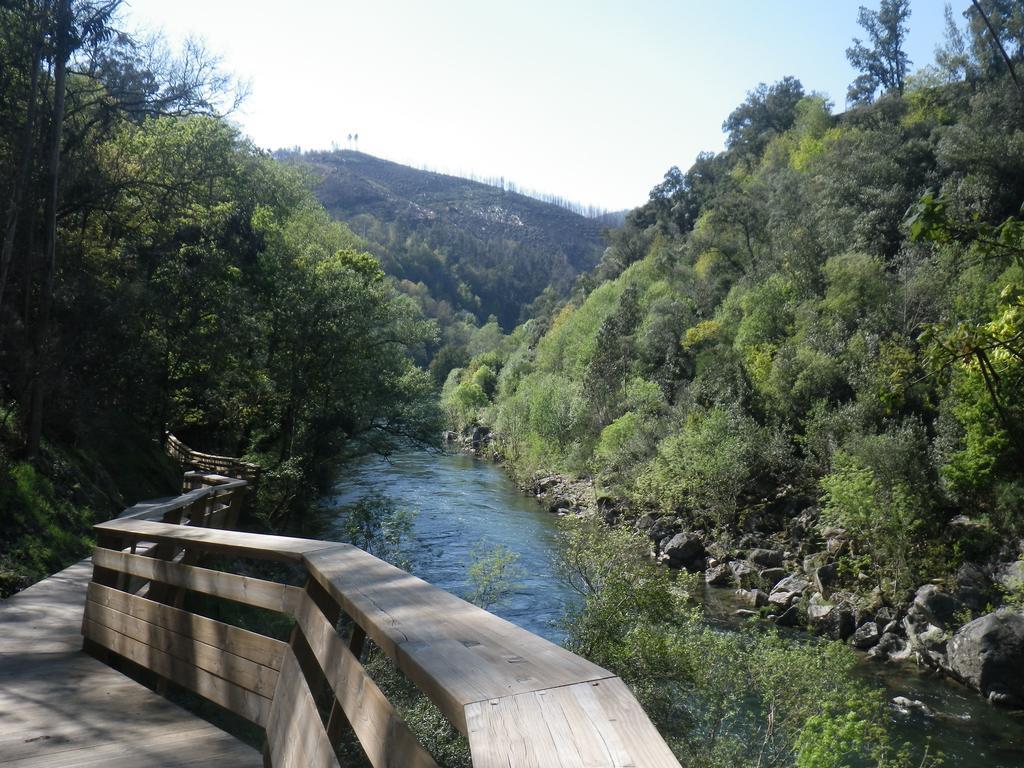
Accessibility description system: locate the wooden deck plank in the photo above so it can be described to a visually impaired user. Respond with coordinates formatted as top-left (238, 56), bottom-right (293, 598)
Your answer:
top-left (0, 560), bottom-right (93, 654)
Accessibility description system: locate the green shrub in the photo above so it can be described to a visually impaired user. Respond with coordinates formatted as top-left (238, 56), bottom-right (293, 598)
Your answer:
top-left (638, 407), bottom-right (789, 530)
top-left (466, 542), bottom-right (523, 610)
top-left (0, 462), bottom-right (95, 595)
top-left (555, 517), bottom-right (933, 768)
top-left (819, 452), bottom-right (923, 597)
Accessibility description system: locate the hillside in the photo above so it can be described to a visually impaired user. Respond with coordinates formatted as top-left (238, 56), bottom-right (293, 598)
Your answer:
top-left (282, 150), bottom-right (607, 331)
top-left (444, 65), bottom-right (1024, 710)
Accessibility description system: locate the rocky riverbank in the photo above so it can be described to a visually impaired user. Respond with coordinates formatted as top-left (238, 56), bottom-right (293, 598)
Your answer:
top-left (443, 430), bottom-right (1024, 709)
top-left (639, 510), bottom-right (1024, 708)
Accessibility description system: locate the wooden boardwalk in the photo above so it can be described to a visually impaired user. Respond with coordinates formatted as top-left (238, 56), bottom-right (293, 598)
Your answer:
top-left (0, 558), bottom-right (259, 767)
top-left (0, 463), bottom-right (680, 767)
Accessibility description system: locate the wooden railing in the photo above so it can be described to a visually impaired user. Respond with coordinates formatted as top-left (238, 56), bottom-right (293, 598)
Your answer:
top-left (82, 475), bottom-right (680, 767)
top-left (164, 432), bottom-right (262, 484)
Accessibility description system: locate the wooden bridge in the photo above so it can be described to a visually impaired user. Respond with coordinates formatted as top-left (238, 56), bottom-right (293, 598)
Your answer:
top-left (0, 470), bottom-right (680, 767)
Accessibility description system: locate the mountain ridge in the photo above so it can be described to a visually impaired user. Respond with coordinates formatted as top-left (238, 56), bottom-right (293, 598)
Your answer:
top-left (278, 149), bottom-right (608, 330)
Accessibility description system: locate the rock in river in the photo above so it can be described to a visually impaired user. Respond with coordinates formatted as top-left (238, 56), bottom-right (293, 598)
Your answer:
top-left (868, 632), bottom-right (912, 662)
top-left (946, 609), bottom-right (1024, 707)
top-left (851, 621), bottom-right (881, 649)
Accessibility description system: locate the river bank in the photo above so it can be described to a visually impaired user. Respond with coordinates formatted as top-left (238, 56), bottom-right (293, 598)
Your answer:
top-left (446, 431), bottom-right (1024, 715)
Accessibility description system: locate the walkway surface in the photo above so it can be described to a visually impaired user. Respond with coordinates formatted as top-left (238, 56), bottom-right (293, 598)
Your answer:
top-left (0, 558), bottom-right (260, 767)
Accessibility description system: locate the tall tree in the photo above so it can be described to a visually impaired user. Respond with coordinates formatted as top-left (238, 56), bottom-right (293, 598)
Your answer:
top-left (967, 0), bottom-right (1024, 74)
top-left (846, 0), bottom-right (912, 104)
top-left (967, 0), bottom-right (1024, 99)
top-left (22, 0), bottom-right (120, 458)
top-left (723, 76), bottom-right (805, 158)
top-left (935, 2), bottom-right (978, 82)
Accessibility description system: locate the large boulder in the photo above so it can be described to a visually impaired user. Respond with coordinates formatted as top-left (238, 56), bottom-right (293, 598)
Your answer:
top-left (759, 567), bottom-right (788, 590)
top-left (648, 517), bottom-right (681, 543)
top-left (806, 593), bottom-right (855, 640)
top-left (954, 562), bottom-right (993, 612)
top-left (946, 609), bottom-right (1024, 707)
top-left (729, 560), bottom-right (760, 589)
top-left (534, 475), bottom-right (560, 493)
top-left (747, 548), bottom-right (784, 568)
top-left (812, 563), bottom-right (838, 597)
top-left (705, 563), bottom-right (733, 586)
top-left (802, 552), bottom-right (828, 575)
top-left (774, 604), bottom-right (803, 627)
top-left (768, 574), bottom-right (809, 607)
top-left (851, 621), bottom-right (881, 650)
top-left (995, 560), bottom-right (1024, 595)
top-left (661, 533), bottom-right (707, 571)
top-left (903, 585), bottom-right (966, 667)
top-left (470, 425), bottom-right (490, 447)
top-left (912, 585), bottom-right (965, 629)
top-left (868, 632), bottom-right (912, 662)
top-left (736, 588), bottom-right (769, 608)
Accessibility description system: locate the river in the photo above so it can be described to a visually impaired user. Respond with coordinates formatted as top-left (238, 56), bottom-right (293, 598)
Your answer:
top-left (309, 449), bottom-right (1024, 767)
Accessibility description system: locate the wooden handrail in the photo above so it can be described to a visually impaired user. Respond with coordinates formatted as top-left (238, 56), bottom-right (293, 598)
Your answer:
top-left (82, 477), bottom-right (680, 767)
top-left (164, 432), bottom-right (262, 484)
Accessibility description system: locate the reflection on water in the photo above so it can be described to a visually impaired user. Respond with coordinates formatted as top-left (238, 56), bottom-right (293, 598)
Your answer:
top-left (311, 449), bottom-right (1024, 767)
top-left (303, 449), bottom-right (578, 643)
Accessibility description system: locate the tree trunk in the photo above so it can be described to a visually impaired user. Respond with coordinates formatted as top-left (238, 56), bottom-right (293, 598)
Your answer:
top-left (26, 0), bottom-right (71, 460)
top-left (0, 9), bottom-right (43, 326)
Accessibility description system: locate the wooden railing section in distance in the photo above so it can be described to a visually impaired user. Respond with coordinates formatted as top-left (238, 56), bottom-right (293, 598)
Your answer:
top-left (164, 432), bottom-right (262, 484)
top-left (82, 475), bottom-right (681, 767)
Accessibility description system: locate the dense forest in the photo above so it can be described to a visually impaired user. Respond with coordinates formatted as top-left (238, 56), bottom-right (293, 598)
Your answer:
top-left (0, 0), bottom-right (440, 592)
top-left (449, 0), bottom-right (1023, 593)
top-left (440, 0), bottom-right (1024, 754)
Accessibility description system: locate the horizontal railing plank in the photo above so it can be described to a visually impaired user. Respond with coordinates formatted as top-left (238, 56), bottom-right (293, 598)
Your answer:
top-left (293, 593), bottom-right (438, 768)
top-left (84, 618), bottom-right (272, 726)
top-left (85, 598), bottom-right (280, 698)
top-left (166, 434), bottom-right (261, 480)
top-left (92, 547), bottom-right (303, 615)
top-left (95, 518), bottom-right (339, 562)
top-left (118, 488), bottom-right (211, 522)
top-left (87, 582), bottom-right (286, 669)
top-left (183, 471), bottom-right (249, 488)
top-left (303, 545), bottom-right (613, 733)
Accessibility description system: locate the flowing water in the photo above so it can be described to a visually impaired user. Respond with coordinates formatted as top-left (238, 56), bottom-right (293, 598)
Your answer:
top-left (310, 449), bottom-right (1024, 767)
top-left (303, 449), bottom-right (577, 643)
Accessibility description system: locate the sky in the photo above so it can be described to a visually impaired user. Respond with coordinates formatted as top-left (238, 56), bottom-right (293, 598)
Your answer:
top-left (120, 0), bottom-right (953, 212)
